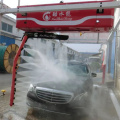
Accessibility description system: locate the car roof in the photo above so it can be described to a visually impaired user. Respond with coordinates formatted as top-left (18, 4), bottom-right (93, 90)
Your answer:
top-left (55, 59), bottom-right (87, 66)
top-left (68, 60), bottom-right (87, 65)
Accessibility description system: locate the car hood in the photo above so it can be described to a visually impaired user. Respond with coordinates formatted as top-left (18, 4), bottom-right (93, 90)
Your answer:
top-left (35, 76), bottom-right (89, 94)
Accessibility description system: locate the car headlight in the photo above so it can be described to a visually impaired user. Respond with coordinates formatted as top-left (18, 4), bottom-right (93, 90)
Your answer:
top-left (74, 92), bottom-right (88, 101)
top-left (28, 84), bottom-right (34, 92)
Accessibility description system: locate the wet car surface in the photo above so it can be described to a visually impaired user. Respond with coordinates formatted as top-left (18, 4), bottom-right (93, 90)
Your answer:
top-left (25, 84), bottom-right (119, 120)
top-left (26, 61), bottom-right (94, 116)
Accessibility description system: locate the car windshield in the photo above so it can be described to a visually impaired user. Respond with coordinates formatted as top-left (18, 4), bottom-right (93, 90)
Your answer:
top-left (56, 61), bottom-right (89, 76)
top-left (67, 63), bottom-right (89, 76)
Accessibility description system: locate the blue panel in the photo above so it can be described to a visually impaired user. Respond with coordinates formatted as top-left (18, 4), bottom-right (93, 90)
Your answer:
top-left (0, 35), bottom-right (15, 46)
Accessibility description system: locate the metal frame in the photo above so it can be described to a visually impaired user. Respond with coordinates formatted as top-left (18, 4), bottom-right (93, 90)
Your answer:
top-left (65, 38), bottom-right (107, 44)
top-left (9, 32), bottom-right (68, 106)
top-left (10, 34), bottom-right (28, 106)
top-left (0, 1), bottom-right (120, 14)
top-left (107, 17), bottom-right (120, 43)
top-left (103, 17), bottom-right (120, 85)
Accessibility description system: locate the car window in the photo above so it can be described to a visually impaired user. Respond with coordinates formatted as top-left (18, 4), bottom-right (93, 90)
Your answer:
top-left (56, 62), bottom-right (89, 76)
top-left (67, 64), bottom-right (89, 76)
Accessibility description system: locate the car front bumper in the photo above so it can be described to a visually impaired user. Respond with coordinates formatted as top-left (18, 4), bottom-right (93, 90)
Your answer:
top-left (26, 91), bottom-right (88, 115)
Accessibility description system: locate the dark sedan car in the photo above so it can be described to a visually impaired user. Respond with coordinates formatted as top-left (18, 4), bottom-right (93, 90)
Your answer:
top-left (27, 61), bottom-right (96, 115)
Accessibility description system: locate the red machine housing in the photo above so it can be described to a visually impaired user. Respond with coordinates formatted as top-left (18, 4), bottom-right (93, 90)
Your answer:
top-left (16, 0), bottom-right (114, 32)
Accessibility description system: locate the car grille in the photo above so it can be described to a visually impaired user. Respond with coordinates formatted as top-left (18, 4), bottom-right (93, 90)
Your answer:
top-left (36, 87), bottom-right (73, 104)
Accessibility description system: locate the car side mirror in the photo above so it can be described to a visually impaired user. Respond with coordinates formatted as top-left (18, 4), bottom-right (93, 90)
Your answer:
top-left (91, 73), bottom-right (97, 77)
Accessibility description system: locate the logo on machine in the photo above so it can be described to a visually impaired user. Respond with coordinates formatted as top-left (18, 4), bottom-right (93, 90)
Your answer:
top-left (43, 11), bottom-right (72, 21)
top-left (43, 12), bottom-right (51, 21)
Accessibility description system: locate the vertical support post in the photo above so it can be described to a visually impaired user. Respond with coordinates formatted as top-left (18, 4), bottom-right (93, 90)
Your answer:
top-left (101, 44), bottom-right (107, 84)
top-left (97, 32), bottom-right (99, 44)
top-left (108, 40), bottom-right (112, 73)
top-left (1, 0), bottom-right (3, 8)
top-left (10, 35), bottom-right (28, 106)
top-left (102, 49), bottom-right (106, 84)
top-left (18, 0), bottom-right (20, 6)
top-left (0, 14), bottom-right (2, 42)
top-left (102, 65), bottom-right (106, 84)
top-left (114, 30), bottom-right (119, 88)
top-left (0, 0), bottom-right (3, 31)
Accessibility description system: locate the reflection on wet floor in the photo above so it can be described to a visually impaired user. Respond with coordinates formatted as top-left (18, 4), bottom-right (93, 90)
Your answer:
top-left (17, 84), bottom-right (118, 120)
